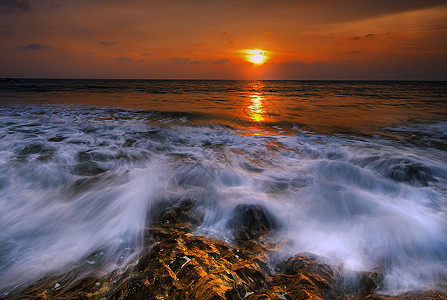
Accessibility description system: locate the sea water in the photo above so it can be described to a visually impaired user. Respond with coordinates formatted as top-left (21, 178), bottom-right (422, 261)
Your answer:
top-left (0, 79), bottom-right (446, 295)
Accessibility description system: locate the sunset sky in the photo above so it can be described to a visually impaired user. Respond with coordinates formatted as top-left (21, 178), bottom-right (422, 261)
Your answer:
top-left (1, 0), bottom-right (446, 80)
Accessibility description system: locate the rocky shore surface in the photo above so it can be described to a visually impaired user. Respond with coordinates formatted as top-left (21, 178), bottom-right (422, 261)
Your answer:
top-left (2, 199), bottom-right (446, 300)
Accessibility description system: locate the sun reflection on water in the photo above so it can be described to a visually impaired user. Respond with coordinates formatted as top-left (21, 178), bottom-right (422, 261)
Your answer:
top-left (245, 82), bottom-right (267, 122)
top-left (247, 92), bottom-right (266, 122)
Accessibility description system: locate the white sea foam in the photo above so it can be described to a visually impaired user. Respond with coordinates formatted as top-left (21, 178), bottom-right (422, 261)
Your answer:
top-left (0, 106), bottom-right (446, 294)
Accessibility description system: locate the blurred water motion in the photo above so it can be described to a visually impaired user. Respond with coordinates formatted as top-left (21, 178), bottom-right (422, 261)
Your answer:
top-left (0, 79), bottom-right (446, 295)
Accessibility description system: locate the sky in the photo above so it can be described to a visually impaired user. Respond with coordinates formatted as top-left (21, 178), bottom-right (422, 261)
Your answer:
top-left (0, 0), bottom-right (446, 80)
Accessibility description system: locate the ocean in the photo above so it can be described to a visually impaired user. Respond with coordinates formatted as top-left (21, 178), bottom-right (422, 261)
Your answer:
top-left (0, 79), bottom-right (446, 295)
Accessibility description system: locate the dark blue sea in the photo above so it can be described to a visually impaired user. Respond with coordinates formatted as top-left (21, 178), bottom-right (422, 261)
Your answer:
top-left (0, 79), bottom-right (446, 295)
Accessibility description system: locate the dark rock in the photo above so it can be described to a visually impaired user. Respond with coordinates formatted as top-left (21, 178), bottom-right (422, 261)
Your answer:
top-left (151, 198), bottom-right (204, 227)
top-left (382, 159), bottom-right (435, 186)
top-left (227, 204), bottom-right (279, 241)
top-left (284, 252), bottom-right (339, 285)
top-left (358, 269), bottom-right (384, 294)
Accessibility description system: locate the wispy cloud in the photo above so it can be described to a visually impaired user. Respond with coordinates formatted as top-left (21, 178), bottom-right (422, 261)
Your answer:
top-left (172, 57), bottom-right (190, 64)
top-left (115, 57), bottom-right (132, 62)
top-left (18, 42), bottom-right (51, 50)
top-left (99, 41), bottom-right (117, 46)
top-left (0, 0), bottom-right (30, 12)
top-left (84, 52), bottom-right (96, 55)
top-left (0, 30), bottom-right (14, 35)
top-left (352, 33), bottom-right (376, 41)
top-left (212, 58), bottom-right (230, 65)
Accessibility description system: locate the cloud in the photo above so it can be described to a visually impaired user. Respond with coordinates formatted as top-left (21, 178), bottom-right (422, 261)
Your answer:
top-left (115, 57), bottom-right (132, 62)
top-left (212, 58), bottom-right (230, 65)
top-left (84, 52), bottom-right (95, 55)
top-left (351, 33), bottom-right (376, 40)
top-left (172, 57), bottom-right (190, 64)
top-left (140, 53), bottom-right (151, 56)
top-left (221, 32), bottom-right (230, 36)
top-left (0, 0), bottom-right (30, 12)
top-left (190, 60), bottom-right (200, 64)
top-left (264, 30), bottom-right (275, 34)
top-left (335, 51), bottom-right (362, 55)
top-left (99, 41), bottom-right (117, 46)
top-left (18, 42), bottom-right (51, 50)
top-left (0, 30), bottom-right (14, 35)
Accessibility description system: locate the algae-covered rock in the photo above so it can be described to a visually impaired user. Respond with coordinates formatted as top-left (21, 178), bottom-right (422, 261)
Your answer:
top-left (3, 199), bottom-right (445, 300)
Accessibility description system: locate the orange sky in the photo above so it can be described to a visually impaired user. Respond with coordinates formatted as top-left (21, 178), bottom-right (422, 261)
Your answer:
top-left (1, 0), bottom-right (446, 80)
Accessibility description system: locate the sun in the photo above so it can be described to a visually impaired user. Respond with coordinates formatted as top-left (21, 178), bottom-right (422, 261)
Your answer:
top-left (246, 49), bottom-right (267, 64)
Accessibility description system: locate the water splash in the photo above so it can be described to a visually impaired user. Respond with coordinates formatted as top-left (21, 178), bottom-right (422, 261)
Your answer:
top-left (0, 105), bottom-right (446, 294)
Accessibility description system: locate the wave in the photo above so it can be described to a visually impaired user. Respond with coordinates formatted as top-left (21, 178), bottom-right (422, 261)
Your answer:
top-left (0, 105), bottom-right (446, 295)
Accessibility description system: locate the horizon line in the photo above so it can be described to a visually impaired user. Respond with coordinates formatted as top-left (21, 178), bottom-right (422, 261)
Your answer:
top-left (2, 77), bottom-right (446, 82)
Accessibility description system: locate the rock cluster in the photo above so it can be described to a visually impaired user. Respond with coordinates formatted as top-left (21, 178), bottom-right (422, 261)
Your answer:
top-left (2, 200), bottom-right (446, 300)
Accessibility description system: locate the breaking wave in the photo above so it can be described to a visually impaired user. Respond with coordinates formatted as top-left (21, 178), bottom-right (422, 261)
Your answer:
top-left (0, 105), bottom-right (446, 295)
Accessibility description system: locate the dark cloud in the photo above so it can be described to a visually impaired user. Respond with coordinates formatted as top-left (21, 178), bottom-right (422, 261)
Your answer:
top-left (0, 0), bottom-right (69, 13)
top-left (115, 57), bottom-right (132, 62)
top-left (351, 34), bottom-right (376, 40)
top-left (84, 52), bottom-right (95, 55)
top-left (0, 30), bottom-right (14, 35)
top-left (0, 0), bottom-right (30, 12)
top-left (190, 60), bottom-right (200, 64)
top-left (140, 53), bottom-right (151, 56)
top-left (212, 58), bottom-right (230, 64)
top-left (99, 41), bottom-right (117, 46)
top-left (18, 42), bottom-right (51, 50)
top-left (335, 51), bottom-right (362, 55)
top-left (172, 57), bottom-right (190, 64)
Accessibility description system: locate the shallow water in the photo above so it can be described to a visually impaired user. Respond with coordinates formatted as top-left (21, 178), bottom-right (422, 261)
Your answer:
top-left (0, 80), bottom-right (446, 295)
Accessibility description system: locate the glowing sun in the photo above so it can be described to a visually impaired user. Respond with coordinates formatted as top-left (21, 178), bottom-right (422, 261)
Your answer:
top-left (246, 49), bottom-right (267, 64)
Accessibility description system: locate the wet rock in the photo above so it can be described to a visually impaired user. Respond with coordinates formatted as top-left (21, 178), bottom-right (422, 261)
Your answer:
top-left (284, 252), bottom-right (339, 285)
top-left (227, 204), bottom-right (279, 241)
top-left (337, 268), bottom-right (385, 298)
top-left (3, 201), bottom-right (445, 300)
top-left (358, 269), bottom-right (384, 294)
top-left (267, 252), bottom-right (341, 300)
top-left (115, 227), bottom-right (268, 300)
top-left (151, 198), bottom-right (204, 227)
top-left (382, 159), bottom-right (435, 186)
